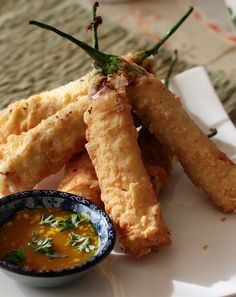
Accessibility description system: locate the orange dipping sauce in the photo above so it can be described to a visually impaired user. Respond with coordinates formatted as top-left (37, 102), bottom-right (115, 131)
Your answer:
top-left (0, 208), bottom-right (98, 270)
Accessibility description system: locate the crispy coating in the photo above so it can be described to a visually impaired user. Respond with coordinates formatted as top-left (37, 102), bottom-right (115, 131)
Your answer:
top-left (58, 151), bottom-right (103, 208)
top-left (128, 73), bottom-right (236, 213)
top-left (84, 84), bottom-right (171, 257)
top-left (0, 98), bottom-right (88, 196)
top-left (0, 74), bottom-right (89, 143)
top-left (138, 128), bottom-right (172, 195)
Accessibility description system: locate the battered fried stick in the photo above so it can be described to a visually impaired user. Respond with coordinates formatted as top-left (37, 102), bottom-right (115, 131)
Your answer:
top-left (0, 75), bottom-right (89, 144)
top-left (128, 74), bottom-right (236, 213)
top-left (0, 98), bottom-right (88, 196)
top-left (84, 70), bottom-right (171, 257)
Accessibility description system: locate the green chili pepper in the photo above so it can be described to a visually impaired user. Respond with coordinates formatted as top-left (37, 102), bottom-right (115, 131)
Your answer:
top-left (29, 6), bottom-right (193, 75)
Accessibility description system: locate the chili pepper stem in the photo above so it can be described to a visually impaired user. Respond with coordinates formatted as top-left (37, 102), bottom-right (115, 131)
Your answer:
top-left (132, 6), bottom-right (193, 64)
top-left (92, 2), bottom-right (99, 50)
top-left (208, 128), bottom-right (217, 138)
top-left (29, 20), bottom-right (120, 75)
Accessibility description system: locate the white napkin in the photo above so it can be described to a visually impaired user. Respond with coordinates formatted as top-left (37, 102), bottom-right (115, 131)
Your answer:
top-left (170, 66), bottom-right (236, 162)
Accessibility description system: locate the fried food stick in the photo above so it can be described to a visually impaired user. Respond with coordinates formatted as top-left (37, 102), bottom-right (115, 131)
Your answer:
top-left (84, 71), bottom-right (171, 257)
top-left (0, 75), bottom-right (89, 144)
top-left (0, 98), bottom-right (88, 196)
top-left (128, 74), bottom-right (236, 213)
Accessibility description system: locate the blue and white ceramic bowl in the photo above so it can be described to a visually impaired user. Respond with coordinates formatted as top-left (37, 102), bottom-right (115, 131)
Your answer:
top-left (0, 190), bottom-right (115, 287)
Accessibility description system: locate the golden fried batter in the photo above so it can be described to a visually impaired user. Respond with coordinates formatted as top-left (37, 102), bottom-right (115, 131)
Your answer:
top-left (0, 75), bottom-right (89, 143)
top-left (128, 73), bottom-right (236, 213)
top-left (0, 98), bottom-right (88, 196)
top-left (84, 75), bottom-right (171, 257)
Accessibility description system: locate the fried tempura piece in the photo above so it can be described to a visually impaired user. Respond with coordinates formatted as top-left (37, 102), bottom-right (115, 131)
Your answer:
top-left (138, 128), bottom-right (172, 195)
top-left (128, 73), bottom-right (236, 213)
top-left (0, 74), bottom-right (89, 143)
top-left (58, 151), bottom-right (103, 208)
top-left (0, 98), bottom-right (88, 196)
top-left (84, 73), bottom-right (171, 257)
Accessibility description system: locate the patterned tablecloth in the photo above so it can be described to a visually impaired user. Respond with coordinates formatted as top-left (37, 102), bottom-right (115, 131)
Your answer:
top-left (0, 0), bottom-right (236, 123)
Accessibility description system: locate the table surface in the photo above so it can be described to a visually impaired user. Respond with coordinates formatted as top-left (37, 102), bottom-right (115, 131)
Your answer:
top-left (79, 0), bottom-right (236, 83)
top-left (0, 2), bottom-right (236, 296)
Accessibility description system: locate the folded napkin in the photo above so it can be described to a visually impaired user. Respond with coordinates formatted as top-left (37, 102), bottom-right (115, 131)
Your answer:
top-left (171, 66), bottom-right (236, 162)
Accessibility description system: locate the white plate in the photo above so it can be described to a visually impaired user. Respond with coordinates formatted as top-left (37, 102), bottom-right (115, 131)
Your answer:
top-left (1, 67), bottom-right (236, 297)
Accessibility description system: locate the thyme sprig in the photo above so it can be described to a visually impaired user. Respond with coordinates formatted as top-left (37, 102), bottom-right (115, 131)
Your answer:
top-left (88, 1), bottom-right (102, 50)
top-left (39, 213), bottom-right (89, 231)
top-left (28, 233), bottom-right (66, 258)
top-left (69, 231), bottom-right (96, 253)
top-left (40, 214), bottom-right (58, 227)
top-left (59, 214), bottom-right (88, 232)
top-left (5, 247), bottom-right (25, 264)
